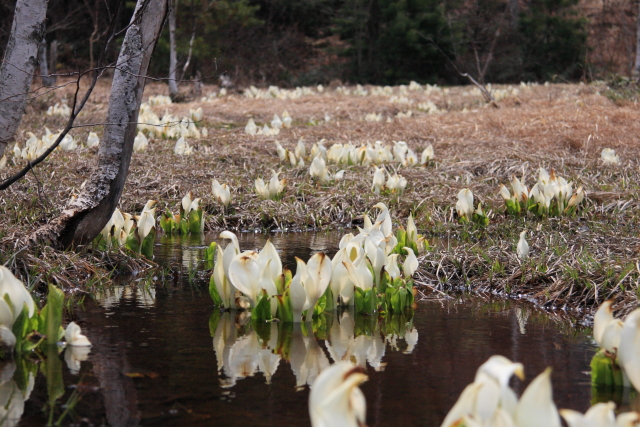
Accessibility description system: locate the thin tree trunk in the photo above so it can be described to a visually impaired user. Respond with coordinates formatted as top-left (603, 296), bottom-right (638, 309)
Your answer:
top-left (168, 0), bottom-right (179, 99)
top-left (28, 0), bottom-right (169, 248)
top-left (635, 0), bottom-right (640, 79)
top-left (508, 0), bottom-right (519, 30)
top-left (49, 39), bottom-right (58, 84)
top-left (0, 0), bottom-right (48, 158)
top-left (38, 39), bottom-right (56, 86)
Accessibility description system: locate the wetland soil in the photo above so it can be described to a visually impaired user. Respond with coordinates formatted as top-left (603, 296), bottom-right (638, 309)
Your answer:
top-left (1, 80), bottom-right (639, 319)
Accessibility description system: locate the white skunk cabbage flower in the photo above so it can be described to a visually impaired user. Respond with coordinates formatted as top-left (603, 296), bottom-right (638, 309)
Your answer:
top-left (421, 144), bottom-right (434, 164)
top-left (245, 118), bottom-right (257, 135)
top-left (514, 368), bottom-right (561, 427)
top-left (499, 184), bottom-right (511, 201)
top-left (228, 251), bottom-right (277, 308)
top-left (190, 107), bottom-right (203, 121)
top-left (455, 189), bottom-right (474, 220)
top-left (372, 202), bottom-right (393, 238)
top-left (295, 138), bottom-right (306, 160)
top-left (213, 245), bottom-right (237, 309)
top-left (174, 137), bottom-right (193, 155)
top-left (60, 134), bottom-right (77, 151)
top-left (133, 131), bottom-right (149, 152)
top-left (256, 240), bottom-right (283, 284)
top-left (405, 149), bottom-right (418, 166)
top-left (267, 170), bottom-right (285, 197)
top-left (212, 180), bottom-right (231, 207)
top-left (517, 231), bottom-right (529, 260)
top-left (288, 151), bottom-right (298, 167)
top-left (290, 253), bottom-right (332, 322)
top-left (64, 322), bottom-right (92, 346)
top-left (560, 402), bottom-right (616, 427)
top-left (310, 156), bottom-right (341, 183)
top-left (275, 141), bottom-right (287, 162)
top-left (142, 200), bottom-right (157, 217)
top-left (601, 148), bottom-right (620, 164)
top-left (593, 300), bottom-right (616, 349)
top-left (371, 167), bottom-right (385, 194)
top-left (0, 266), bottom-right (36, 322)
top-left (386, 172), bottom-right (407, 193)
top-left (510, 176), bottom-right (528, 202)
top-left (440, 382), bottom-right (484, 427)
top-left (516, 230), bottom-right (529, 261)
top-left (137, 210), bottom-right (155, 240)
top-left (403, 247), bottom-right (419, 278)
top-left (618, 309), bottom-right (640, 391)
top-left (384, 254), bottom-right (401, 280)
top-left (271, 114), bottom-right (283, 129)
top-left (406, 213), bottom-right (418, 243)
top-left (282, 110), bottom-right (292, 128)
top-left (86, 132), bottom-right (99, 148)
top-left (564, 186), bottom-right (585, 212)
top-left (473, 355), bottom-right (524, 421)
top-left (255, 178), bottom-right (269, 198)
top-left (309, 361), bottom-right (367, 427)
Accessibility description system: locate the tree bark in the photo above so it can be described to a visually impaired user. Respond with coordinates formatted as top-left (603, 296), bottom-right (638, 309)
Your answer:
top-left (168, 0), bottom-right (179, 99)
top-left (38, 39), bottom-right (55, 86)
top-left (28, 0), bottom-right (169, 248)
top-left (0, 0), bottom-right (48, 158)
top-left (48, 39), bottom-right (58, 84)
top-left (508, 0), bottom-right (519, 30)
top-left (635, 0), bottom-right (640, 79)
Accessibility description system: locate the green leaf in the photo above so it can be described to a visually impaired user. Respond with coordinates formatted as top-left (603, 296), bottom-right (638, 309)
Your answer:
top-left (43, 343), bottom-right (64, 404)
top-left (276, 321), bottom-right (293, 360)
top-left (208, 310), bottom-right (221, 336)
top-left (209, 274), bottom-right (223, 306)
top-left (204, 242), bottom-right (217, 263)
top-left (251, 290), bottom-right (273, 322)
top-left (11, 303), bottom-right (28, 354)
top-left (44, 285), bottom-right (64, 345)
top-left (124, 232), bottom-right (141, 253)
top-left (140, 229), bottom-right (155, 258)
top-left (590, 349), bottom-right (624, 388)
top-left (276, 291), bottom-right (293, 323)
top-left (188, 209), bottom-right (204, 234)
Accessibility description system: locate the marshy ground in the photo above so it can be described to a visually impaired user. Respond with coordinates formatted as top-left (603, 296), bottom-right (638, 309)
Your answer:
top-left (1, 79), bottom-right (639, 320)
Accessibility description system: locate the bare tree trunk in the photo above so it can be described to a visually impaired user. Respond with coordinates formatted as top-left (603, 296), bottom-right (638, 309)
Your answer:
top-left (38, 39), bottom-right (55, 86)
top-left (168, 0), bottom-right (179, 99)
top-left (28, 0), bottom-right (169, 248)
top-left (49, 39), bottom-right (58, 84)
top-left (635, 0), bottom-right (640, 79)
top-left (508, 0), bottom-right (519, 29)
top-left (0, 0), bottom-right (47, 158)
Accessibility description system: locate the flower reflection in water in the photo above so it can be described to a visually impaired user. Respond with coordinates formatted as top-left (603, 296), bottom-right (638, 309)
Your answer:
top-left (210, 309), bottom-right (418, 390)
top-left (0, 362), bottom-right (35, 427)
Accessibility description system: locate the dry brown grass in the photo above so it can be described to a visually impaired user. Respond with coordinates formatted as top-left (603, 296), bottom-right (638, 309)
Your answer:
top-left (1, 78), bottom-right (639, 318)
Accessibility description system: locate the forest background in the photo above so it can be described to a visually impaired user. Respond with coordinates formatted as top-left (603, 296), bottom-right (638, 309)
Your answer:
top-left (0, 0), bottom-right (635, 88)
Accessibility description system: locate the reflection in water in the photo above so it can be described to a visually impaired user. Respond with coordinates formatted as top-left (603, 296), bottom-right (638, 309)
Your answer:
top-left (95, 284), bottom-right (156, 309)
top-left (64, 346), bottom-right (91, 375)
top-left (0, 362), bottom-right (33, 427)
top-left (211, 309), bottom-right (418, 390)
top-left (13, 232), bottom-right (630, 426)
top-left (515, 307), bottom-right (530, 335)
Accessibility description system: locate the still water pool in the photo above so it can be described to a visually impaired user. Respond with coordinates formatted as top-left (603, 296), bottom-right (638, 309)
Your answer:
top-left (15, 232), bottom-right (628, 426)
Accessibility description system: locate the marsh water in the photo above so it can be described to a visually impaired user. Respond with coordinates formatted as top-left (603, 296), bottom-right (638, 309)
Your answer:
top-left (14, 232), bottom-right (633, 426)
